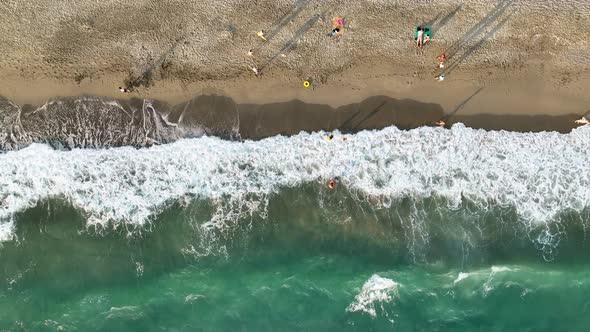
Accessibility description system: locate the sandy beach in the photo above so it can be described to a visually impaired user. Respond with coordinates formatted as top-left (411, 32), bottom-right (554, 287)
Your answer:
top-left (1, 0), bottom-right (590, 148)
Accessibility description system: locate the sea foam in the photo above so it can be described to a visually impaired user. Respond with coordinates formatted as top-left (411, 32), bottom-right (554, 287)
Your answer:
top-left (1, 124), bottom-right (589, 241)
top-left (346, 274), bottom-right (399, 317)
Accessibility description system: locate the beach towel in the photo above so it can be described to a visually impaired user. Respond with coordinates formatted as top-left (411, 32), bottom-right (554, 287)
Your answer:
top-left (414, 26), bottom-right (431, 40)
top-left (332, 16), bottom-right (344, 28)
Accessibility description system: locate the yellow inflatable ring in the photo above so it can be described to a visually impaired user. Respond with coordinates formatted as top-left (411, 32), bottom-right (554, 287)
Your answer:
top-left (303, 80), bottom-right (310, 88)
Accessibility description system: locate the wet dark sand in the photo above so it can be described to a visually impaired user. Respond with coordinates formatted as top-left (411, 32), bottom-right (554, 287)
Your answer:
top-left (237, 96), bottom-right (583, 138)
top-left (1, 93), bottom-right (584, 152)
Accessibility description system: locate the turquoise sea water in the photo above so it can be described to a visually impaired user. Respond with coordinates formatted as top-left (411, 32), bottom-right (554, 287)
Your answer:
top-left (2, 125), bottom-right (590, 330)
top-left (3, 197), bottom-right (590, 331)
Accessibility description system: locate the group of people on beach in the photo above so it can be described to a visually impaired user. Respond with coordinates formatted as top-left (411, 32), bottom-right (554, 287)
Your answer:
top-left (415, 26), bottom-right (430, 48)
top-left (116, 12), bottom-right (589, 128)
top-left (245, 16), bottom-right (345, 78)
top-left (114, 15), bottom-right (446, 90)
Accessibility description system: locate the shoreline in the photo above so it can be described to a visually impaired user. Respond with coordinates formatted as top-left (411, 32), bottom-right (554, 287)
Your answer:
top-left (1, 90), bottom-right (586, 152)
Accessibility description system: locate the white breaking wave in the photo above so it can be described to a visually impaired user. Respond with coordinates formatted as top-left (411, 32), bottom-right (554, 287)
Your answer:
top-left (1, 124), bottom-right (590, 241)
top-left (483, 265), bottom-right (516, 295)
top-left (346, 274), bottom-right (399, 317)
top-left (453, 266), bottom-right (513, 285)
top-left (454, 272), bottom-right (471, 284)
top-left (0, 221), bottom-right (14, 242)
top-left (490, 266), bottom-right (513, 273)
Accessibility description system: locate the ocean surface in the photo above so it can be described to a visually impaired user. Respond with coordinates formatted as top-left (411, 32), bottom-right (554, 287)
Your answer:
top-left (1, 124), bottom-right (590, 331)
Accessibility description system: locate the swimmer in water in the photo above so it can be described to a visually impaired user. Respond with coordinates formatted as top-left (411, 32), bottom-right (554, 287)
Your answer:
top-left (328, 179), bottom-right (335, 189)
top-left (327, 134), bottom-right (334, 140)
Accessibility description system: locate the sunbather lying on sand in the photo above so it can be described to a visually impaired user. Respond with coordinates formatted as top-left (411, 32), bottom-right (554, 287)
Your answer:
top-left (328, 16), bottom-right (344, 37)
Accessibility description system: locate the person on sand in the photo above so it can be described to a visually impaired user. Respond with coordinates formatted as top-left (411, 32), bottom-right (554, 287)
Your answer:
top-left (434, 74), bottom-right (445, 82)
top-left (251, 66), bottom-right (260, 77)
top-left (119, 86), bottom-right (130, 93)
top-left (257, 30), bottom-right (267, 41)
top-left (328, 16), bottom-right (344, 38)
top-left (327, 27), bottom-right (341, 37)
top-left (328, 179), bottom-right (335, 189)
top-left (247, 49), bottom-right (253, 57)
top-left (575, 116), bottom-right (589, 124)
top-left (423, 33), bottom-right (430, 46)
top-left (435, 120), bottom-right (446, 127)
top-left (416, 27), bottom-right (424, 47)
top-left (436, 53), bottom-right (446, 69)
